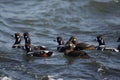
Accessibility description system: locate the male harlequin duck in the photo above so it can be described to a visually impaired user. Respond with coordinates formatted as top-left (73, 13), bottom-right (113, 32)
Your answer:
top-left (96, 35), bottom-right (105, 50)
top-left (23, 32), bottom-right (47, 50)
top-left (56, 36), bottom-right (66, 52)
top-left (64, 41), bottom-right (90, 58)
top-left (96, 35), bottom-right (119, 52)
top-left (12, 32), bottom-right (24, 49)
top-left (69, 36), bottom-right (96, 50)
top-left (23, 32), bottom-right (31, 44)
top-left (25, 43), bottom-right (53, 57)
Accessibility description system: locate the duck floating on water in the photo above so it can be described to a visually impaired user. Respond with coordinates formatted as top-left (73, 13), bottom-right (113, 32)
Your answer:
top-left (96, 35), bottom-right (119, 52)
top-left (68, 36), bottom-right (96, 50)
top-left (23, 32), bottom-right (53, 57)
top-left (23, 32), bottom-right (48, 50)
top-left (64, 41), bottom-right (90, 58)
top-left (12, 32), bottom-right (24, 49)
top-left (56, 36), bottom-right (66, 52)
top-left (25, 43), bottom-right (53, 57)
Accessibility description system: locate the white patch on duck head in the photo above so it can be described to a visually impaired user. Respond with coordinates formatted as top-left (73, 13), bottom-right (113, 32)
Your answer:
top-left (69, 43), bottom-right (73, 47)
top-left (17, 36), bottom-right (20, 38)
top-left (73, 38), bottom-right (76, 41)
top-left (24, 36), bottom-right (29, 38)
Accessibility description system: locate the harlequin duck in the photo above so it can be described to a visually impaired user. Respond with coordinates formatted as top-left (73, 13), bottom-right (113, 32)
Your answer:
top-left (64, 41), bottom-right (90, 58)
top-left (23, 32), bottom-right (31, 44)
top-left (12, 32), bottom-right (24, 49)
top-left (56, 36), bottom-right (66, 52)
top-left (25, 43), bottom-right (53, 57)
top-left (23, 32), bottom-right (47, 50)
top-left (96, 35), bottom-right (119, 52)
top-left (69, 36), bottom-right (96, 50)
top-left (96, 35), bottom-right (105, 50)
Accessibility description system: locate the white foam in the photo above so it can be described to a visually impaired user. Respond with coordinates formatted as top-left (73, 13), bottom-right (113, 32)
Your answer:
top-left (0, 76), bottom-right (12, 80)
top-left (47, 75), bottom-right (64, 80)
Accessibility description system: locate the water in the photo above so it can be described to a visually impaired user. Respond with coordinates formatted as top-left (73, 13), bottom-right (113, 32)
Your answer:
top-left (0, 0), bottom-right (120, 80)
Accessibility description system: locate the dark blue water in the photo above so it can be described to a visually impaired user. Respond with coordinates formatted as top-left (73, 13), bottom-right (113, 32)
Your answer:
top-left (0, 0), bottom-right (120, 80)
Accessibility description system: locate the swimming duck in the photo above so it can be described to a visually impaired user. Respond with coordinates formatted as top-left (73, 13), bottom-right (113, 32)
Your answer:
top-left (23, 32), bottom-right (31, 44)
top-left (12, 32), bottom-right (24, 49)
top-left (23, 32), bottom-right (47, 50)
top-left (96, 35), bottom-right (119, 52)
top-left (64, 41), bottom-right (90, 58)
top-left (96, 35), bottom-right (105, 50)
top-left (56, 36), bottom-right (66, 52)
top-left (25, 43), bottom-right (53, 57)
top-left (69, 36), bottom-right (96, 50)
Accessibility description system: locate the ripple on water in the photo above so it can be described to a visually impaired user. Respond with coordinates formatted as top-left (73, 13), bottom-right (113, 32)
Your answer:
top-left (0, 0), bottom-right (120, 80)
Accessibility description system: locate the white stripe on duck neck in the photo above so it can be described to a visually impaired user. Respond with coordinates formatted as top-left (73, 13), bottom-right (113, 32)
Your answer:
top-left (17, 38), bottom-right (21, 42)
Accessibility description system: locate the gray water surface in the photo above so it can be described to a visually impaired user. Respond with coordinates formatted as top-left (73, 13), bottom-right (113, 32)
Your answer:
top-left (0, 0), bottom-right (120, 80)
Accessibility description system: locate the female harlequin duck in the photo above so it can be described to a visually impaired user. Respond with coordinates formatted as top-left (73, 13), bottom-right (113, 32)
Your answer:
top-left (69, 36), bottom-right (96, 50)
top-left (96, 35), bottom-right (119, 52)
top-left (56, 36), bottom-right (66, 52)
top-left (23, 32), bottom-right (47, 50)
top-left (12, 32), bottom-right (24, 49)
top-left (64, 41), bottom-right (90, 58)
top-left (25, 43), bottom-right (53, 57)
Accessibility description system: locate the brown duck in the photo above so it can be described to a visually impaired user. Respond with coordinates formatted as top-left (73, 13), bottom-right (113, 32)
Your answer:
top-left (68, 36), bottom-right (96, 50)
top-left (64, 41), bottom-right (90, 58)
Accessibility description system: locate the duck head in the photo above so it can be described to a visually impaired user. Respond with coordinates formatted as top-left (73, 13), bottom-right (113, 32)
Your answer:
top-left (65, 41), bottom-right (75, 51)
top-left (14, 32), bottom-right (22, 44)
top-left (56, 36), bottom-right (64, 45)
top-left (96, 35), bottom-right (105, 46)
top-left (23, 32), bottom-right (31, 44)
top-left (69, 36), bottom-right (79, 45)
